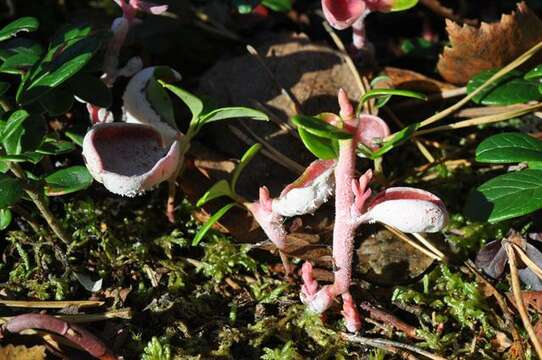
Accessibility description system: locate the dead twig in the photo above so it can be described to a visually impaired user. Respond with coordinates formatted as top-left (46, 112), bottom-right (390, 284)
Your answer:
top-left (359, 302), bottom-right (421, 339)
top-left (341, 333), bottom-right (447, 360)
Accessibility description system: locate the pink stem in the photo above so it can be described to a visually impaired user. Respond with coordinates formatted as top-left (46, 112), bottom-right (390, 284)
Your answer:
top-left (330, 138), bottom-right (357, 297)
top-left (351, 16), bottom-right (367, 50)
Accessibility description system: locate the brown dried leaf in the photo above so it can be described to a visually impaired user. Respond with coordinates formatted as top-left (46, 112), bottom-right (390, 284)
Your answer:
top-left (382, 67), bottom-right (457, 94)
top-left (0, 345), bottom-right (46, 360)
top-left (437, 2), bottom-right (542, 85)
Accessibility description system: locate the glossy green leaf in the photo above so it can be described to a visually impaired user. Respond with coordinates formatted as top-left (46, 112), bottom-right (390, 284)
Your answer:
top-left (199, 107), bottom-right (268, 125)
top-left (0, 110), bottom-right (28, 144)
top-left (0, 152), bottom-right (43, 163)
top-left (197, 180), bottom-right (233, 207)
top-left (69, 73), bottom-right (111, 108)
top-left (369, 122), bottom-right (420, 159)
top-left (292, 114), bottom-right (351, 140)
top-left (232, 143), bottom-right (262, 191)
top-left (391, 0), bottom-right (418, 11)
top-left (0, 175), bottom-right (23, 208)
top-left (2, 111), bottom-right (47, 155)
top-left (0, 17), bottom-right (39, 42)
top-left (298, 128), bottom-right (338, 160)
top-left (38, 86), bottom-right (74, 116)
top-left (18, 36), bottom-right (101, 104)
top-left (0, 208), bottom-right (12, 230)
top-left (147, 72), bottom-right (177, 130)
top-left (0, 50), bottom-right (41, 74)
top-left (476, 132), bottom-right (542, 164)
top-left (160, 81), bottom-right (203, 120)
top-left (50, 23), bottom-right (92, 49)
top-left (525, 65), bottom-right (542, 80)
top-left (467, 69), bottom-right (542, 105)
top-left (37, 139), bottom-right (76, 155)
top-left (192, 203), bottom-right (237, 246)
top-left (465, 169), bottom-right (542, 223)
top-left (529, 161), bottom-right (542, 170)
top-left (44, 166), bottom-right (93, 196)
top-left (357, 88), bottom-right (426, 113)
top-left (261, 0), bottom-right (292, 12)
top-left (64, 131), bottom-right (84, 147)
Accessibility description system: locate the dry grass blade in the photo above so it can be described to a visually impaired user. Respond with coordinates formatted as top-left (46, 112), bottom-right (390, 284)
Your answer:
top-left (0, 300), bottom-right (104, 308)
top-left (415, 102), bottom-right (542, 136)
top-left (396, 39), bottom-right (542, 133)
top-left (384, 224), bottom-right (443, 261)
top-left (509, 242), bottom-right (542, 280)
top-left (504, 242), bottom-right (542, 359)
top-left (412, 233), bottom-right (446, 260)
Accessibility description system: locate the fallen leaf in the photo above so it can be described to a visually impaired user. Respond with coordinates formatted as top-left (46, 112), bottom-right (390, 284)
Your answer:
top-left (0, 345), bottom-right (46, 360)
top-left (437, 2), bottom-right (542, 85)
top-left (382, 67), bottom-right (457, 94)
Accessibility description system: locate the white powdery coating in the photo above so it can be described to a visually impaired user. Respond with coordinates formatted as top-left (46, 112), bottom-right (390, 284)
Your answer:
top-left (123, 67), bottom-right (181, 145)
top-left (305, 286), bottom-right (334, 314)
top-left (272, 166), bottom-right (335, 217)
top-left (82, 123), bottom-right (181, 197)
top-left (362, 199), bottom-right (447, 233)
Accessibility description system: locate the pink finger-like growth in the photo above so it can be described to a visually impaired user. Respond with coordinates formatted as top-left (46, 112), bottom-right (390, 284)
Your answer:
top-left (351, 169), bottom-right (373, 216)
top-left (82, 123), bottom-right (181, 197)
top-left (247, 186), bottom-right (288, 252)
top-left (300, 261), bottom-right (319, 303)
top-left (342, 292), bottom-right (362, 332)
top-left (87, 104), bottom-right (114, 124)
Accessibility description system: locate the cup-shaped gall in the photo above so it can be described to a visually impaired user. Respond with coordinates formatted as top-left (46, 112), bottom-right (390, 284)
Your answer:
top-left (360, 187), bottom-right (448, 233)
top-left (82, 123), bottom-right (181, 197)
top-left (123, 67), bottom-right (181, 146)
top-left (272, 160), bottom-right (336, 217)
top-left (322, 0), bottom-right (365, 30)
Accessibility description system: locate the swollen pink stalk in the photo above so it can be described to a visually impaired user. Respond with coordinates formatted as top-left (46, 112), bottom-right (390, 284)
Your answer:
top-left (300, 89), bottom-right (447, 332)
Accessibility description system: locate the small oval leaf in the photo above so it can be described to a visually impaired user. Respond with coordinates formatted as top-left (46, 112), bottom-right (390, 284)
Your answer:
top-left (476, 133), bottom-right (542, 164)
top-left (44, 166), bottom-right (93, 196)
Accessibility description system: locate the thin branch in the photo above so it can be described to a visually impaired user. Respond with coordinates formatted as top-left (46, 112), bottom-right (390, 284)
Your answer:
top-left (384, 224), bottom-right (443, 261)
top-left (359, 302), bottom-right (421, 339)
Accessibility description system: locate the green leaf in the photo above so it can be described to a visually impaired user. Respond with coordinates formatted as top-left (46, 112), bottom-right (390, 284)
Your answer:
top-left (37, 139), bottom-right (76, 155)
top-left (0, 111), bottom-right (45, 155)
top-left (192, 203), bottom-right (237, 246)
top-left (147, 70), bottom-right (177, 130)
top-left (298, 128), bottom-right (338, 160)
top-left (160, 81), bottom-right (203, 120)
top-left (18, 36), bottom-right (101, 104)
top-left (44, 166), bottom-right (93, 196)
top-left (291, 114), bottom-right (351, 140)
top-left (0, 49), bottom-right (41, 74)
top-left (391, 0), bottom-right (418, 11)
top-left (232, 143), bottom-right (262, 191)
top-left (199, 107), bottom-right (268, 125)
top-left (0, 152), bottom-right (43, 163)
top-left (357, 88), bottom-right (426, 113)
top-left (0, 175), bottom-right (23, 208)
top-left (369, 122), bottom-right (420, 159)
top-left (0, 208), bottom-right (12, 230)
top-left (261, 0), bottom-right (292, 12)
top-left (38, 86), bottom-right (74, 116)
top-left (50, 23), bottom-right (92, 49)
top-left (525, 65), bottom-right (542, 80)
top-left (69, 73), bottom-right (111, 108)
top-left (197, 180), bottom-right (233, 207)
top-left (0, 17), bottom-right (39, 42)
top-left (64, 131), bottom-right (84, 147)
top-left (465, 169), bottom-right (542, 223)
top-left (476, 132), bottom-right (542, 164)
top-left (529, 161), bottom-right (542, 170)
top-left (467, 69), bottom-right (542, 105)
top-left (0, 110), bottom-right (28, 145)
